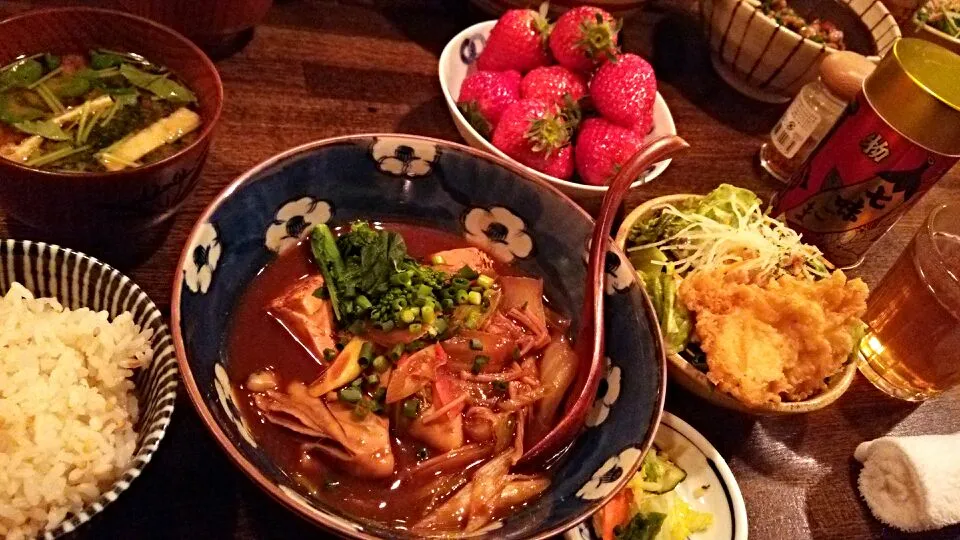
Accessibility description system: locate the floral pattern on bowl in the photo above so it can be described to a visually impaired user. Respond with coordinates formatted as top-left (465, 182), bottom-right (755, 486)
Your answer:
top-left (172, 134), bottom-right (666, 540)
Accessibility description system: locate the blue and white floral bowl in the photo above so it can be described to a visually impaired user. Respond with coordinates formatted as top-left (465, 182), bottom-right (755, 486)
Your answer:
top-left (171, 134), bottom-right (666, 539)
top-left (439, 21), bottom-right (677, 208)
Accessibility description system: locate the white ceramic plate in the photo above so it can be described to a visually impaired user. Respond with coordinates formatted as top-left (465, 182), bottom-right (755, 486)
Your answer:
top-left (438, 20), bottom-right (677, 204)
top-left (563, 411), bottom-right (749, 540)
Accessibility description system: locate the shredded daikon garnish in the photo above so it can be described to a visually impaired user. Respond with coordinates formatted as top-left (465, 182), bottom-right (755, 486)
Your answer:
top-left (630, 191), bottom-right (831, 284)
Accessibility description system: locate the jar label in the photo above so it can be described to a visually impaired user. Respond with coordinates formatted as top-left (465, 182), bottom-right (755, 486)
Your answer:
top-left (773, 94), bottom-right (959, 267)
top-left (771, 95), bottom-right (821, 159)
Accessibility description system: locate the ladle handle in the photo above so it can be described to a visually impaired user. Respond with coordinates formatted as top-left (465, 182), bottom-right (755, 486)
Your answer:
top-left (519, 135), bottom-right (690, 468)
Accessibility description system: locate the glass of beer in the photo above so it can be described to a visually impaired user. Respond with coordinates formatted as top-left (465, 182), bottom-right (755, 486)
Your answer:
top-left (858, 204), bottom-right (960, 401)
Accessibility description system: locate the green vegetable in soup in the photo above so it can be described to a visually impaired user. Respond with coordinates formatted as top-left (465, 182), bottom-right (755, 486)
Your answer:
top-left (42, 54), bottom-right (60, 71)
top-left (119, 64), bottom-right (196, 103)
top-left (0, 50), bottom-right (201, 172)
top-left (308, 221), bottom-right (482, 336)
top-left (0, 59), bottom-right (43, 91)
top-left (45, 74), bottom-right (91, 99)
top-left (12, 119), bottom-right (71, 141)
top-left (311, 224), bottom-right (347, 321)
top-left (0, 93), bottom-right (45, 124)
top-left (89, 50), bottom-right (127, 70)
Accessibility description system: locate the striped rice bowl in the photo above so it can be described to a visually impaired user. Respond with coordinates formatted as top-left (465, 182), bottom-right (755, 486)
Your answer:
top-left (0, 282), bottom-right (152, 539)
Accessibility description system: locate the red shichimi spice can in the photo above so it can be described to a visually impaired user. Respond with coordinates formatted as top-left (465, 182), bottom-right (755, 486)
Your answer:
top-left (772, 38), bottom-right (960, 268)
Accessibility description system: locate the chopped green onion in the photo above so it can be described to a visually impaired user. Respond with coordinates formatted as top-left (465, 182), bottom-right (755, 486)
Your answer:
top-left (477, 274), bottom-right (495, 289)
top-left (389, 343), bottom-right (405, 361)
top-left (373, 387), bottom-right (387, 402)
top-left (356, 295), bottom-right (372, 310)
top-left (492, 380), bottom-right (509, 392)
top-left (359, 341), bottom-right (374, 362)
top-left (351, 377), bottom-right (363, 387)
top-left (365, 374), bottom-right (380, 386)
top-left (468, 291), bottom-right (482, 305)
top-left (431, 255), bottom-right (445, 265)
top-left (400, 308), bottom-right (416, 324)
top-left (372, 355), bottom-right (389, 373)
top-left (416, 284), bottom-right (432, 297)
top-left (472, 355), bottom-right (490, 374)
top-left (455, 289), bottom-right (469, 304)
top-left (442, 298), bottom-right (455, 309)
top-left (464, 310), bottom-right (482, 329)
top-left (402, 398), bottom-right (421, 418)
top-left (338, 387), bottom-right (362, 403)
top-left (406, 340), bottom-right (426, 352)
top-left (409, 323), bottom-right (423, 334)
top-left (380, 320), bottom-right (395, 332)
top-left (433, 318), bottom-right (448, 336)
top-left (452, 277), bottom-right (471, 289)
top-left (421, 305), bottom-right (436, 324)
top-left (323, 348), bottom-right (337, 361)
top-left (469, 338), bottom-right (484, 351)
top-left (390, 271), bottom-right (413, 286)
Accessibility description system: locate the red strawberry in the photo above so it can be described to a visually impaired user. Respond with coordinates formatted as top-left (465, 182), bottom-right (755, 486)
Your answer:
top-left (590, 53), bottom-right (657, 132)
top-left (549, 6), bottom-right (621, 73)
top-left (477, 8), bottom-right (552, 73)
top-left (457, 70), bottom-right (522, 138)
top-left (575, 117), bottom-right (644, 186)
top-left (520, 65), bottom-right (588, 108)
top-left (492, 99), bottom-right (575, 179)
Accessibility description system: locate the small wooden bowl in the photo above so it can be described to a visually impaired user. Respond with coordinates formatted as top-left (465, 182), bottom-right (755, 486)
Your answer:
top-left (615, 194), bottom-right (859, 415)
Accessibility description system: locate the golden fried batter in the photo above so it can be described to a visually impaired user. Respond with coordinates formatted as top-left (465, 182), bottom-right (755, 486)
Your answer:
top-left (679, 270), bottom-right (868, 405)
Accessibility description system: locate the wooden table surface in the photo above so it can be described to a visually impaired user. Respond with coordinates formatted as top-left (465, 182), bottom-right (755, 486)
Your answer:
top-left (1, 1), bottom-right (959, 539)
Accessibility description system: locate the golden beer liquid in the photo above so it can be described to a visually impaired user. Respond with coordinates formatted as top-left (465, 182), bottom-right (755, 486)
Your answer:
top-left (858, 231), bottom-right (960, 400)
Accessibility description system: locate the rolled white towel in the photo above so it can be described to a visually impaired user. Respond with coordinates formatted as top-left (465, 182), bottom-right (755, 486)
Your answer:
top-left (854, 433), bottom-right (960, 532)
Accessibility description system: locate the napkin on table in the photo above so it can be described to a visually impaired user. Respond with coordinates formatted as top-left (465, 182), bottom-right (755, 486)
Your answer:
top-left (854, 433), bottom-right (960, 532)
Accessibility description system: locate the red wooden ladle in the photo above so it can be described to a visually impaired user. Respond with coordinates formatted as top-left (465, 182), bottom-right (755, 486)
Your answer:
top-left (519, 135), bottom-right (690, 467)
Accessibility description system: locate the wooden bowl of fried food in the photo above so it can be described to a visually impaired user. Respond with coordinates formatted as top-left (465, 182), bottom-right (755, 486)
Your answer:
top-left (615, 192), bottom-right (862, 415)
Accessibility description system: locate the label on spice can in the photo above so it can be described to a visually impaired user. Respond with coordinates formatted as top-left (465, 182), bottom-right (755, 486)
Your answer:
top-left (771, 95), bottom-right (820, 159)
top-left (773, 92), bottom-right (959, 267)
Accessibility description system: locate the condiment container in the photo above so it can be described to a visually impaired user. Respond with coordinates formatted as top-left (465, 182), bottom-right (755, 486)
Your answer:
top-left (772, 38), bottom-right (960, 268)
top-left (760, 51), bottom-right (876, 182)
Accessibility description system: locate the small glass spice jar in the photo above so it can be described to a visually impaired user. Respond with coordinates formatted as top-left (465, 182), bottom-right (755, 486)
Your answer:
top-left (759, 51), bottom-right (876, 183)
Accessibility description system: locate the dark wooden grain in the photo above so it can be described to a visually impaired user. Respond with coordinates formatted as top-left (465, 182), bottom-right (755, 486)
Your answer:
top-left (0, 1), bottom-right (958, 539)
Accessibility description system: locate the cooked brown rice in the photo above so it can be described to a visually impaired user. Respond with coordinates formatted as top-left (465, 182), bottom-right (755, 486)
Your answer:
top-left (0, 283), bottom-right (152, 539)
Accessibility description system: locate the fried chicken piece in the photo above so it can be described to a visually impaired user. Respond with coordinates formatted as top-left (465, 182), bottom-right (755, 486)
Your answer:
top-left (680, 270), bottom-right (868, 405)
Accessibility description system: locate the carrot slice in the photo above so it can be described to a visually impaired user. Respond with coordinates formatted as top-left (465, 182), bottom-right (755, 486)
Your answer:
top-left (598, 488), bottom-right (632, 540)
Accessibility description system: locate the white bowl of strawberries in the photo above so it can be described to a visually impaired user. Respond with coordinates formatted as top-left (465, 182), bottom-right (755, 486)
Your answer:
top-left (439, 5), bottom-right (676, 205)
